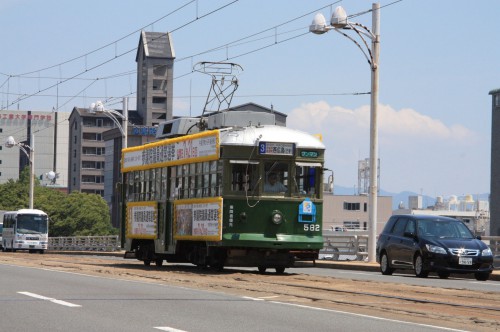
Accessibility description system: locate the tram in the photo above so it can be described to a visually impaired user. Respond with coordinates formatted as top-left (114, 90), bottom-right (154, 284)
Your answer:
top-left (121, 110), bottom-right (325, 273)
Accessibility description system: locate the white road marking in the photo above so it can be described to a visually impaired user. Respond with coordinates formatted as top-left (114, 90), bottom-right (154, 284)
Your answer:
top-left (154, 327), bottom-right (188, 332)
top-left (266, 300), bottom-right (470, 332)
top-left (18, 291), bottom-right (81, 308)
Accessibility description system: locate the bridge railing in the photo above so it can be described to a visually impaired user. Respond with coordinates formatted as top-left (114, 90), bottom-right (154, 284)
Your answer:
top-left (48, 236), bottom-right (120, 252)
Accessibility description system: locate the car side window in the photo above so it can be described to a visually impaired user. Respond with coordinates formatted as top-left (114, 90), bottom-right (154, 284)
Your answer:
top-left (405, 219), bottom-right (416, 234)
top-left (391, 218), bottom-right (408, 236)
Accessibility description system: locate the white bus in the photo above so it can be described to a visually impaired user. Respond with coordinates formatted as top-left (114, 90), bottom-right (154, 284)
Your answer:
top-left (2, 209), bottom-right (49, 253)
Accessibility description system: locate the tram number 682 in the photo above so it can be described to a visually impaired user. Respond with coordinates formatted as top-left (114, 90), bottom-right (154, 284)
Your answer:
top-left (304, 224), bottom-right (320, 232)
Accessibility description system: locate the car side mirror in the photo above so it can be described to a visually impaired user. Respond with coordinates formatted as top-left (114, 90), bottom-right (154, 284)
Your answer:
top-left (476, 235), bottom-right (482, 240)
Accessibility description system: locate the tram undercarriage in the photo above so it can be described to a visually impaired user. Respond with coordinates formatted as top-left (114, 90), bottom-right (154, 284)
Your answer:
top-left (124, 239), bottom-right (308, 274)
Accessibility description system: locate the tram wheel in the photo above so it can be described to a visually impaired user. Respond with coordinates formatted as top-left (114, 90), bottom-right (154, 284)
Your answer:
top-left (275, 266), bottom-right (285, 274)
top-left (155, 258), bottom-right (163, 267)
top-left (144, 260), bottom-right (151, 266)
top-left (258, 266), bottom-right (267, 274)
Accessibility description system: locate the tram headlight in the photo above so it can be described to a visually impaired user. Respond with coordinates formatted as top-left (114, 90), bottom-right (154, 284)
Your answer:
top-left (271, 210), bottom-right (284, 225)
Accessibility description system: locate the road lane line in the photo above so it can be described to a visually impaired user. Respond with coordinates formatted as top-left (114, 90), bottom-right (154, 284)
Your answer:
top-left (18, 291), bottom-right (81, 308)
top-left (154, 327), bottom-right (188, 332)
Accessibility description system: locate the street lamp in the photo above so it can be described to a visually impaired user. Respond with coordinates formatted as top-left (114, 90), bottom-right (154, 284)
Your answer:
top-left (5, 134), bottom-right (35, 209)
top-left (88, 98), bottom-right (128, 149)
top-left (310, 3), bottom-right (380, 263)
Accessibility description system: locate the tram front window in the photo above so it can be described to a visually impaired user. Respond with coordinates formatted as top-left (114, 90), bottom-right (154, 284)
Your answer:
top-left (264, 162), bottom-right (288, 194)
top-left (230, 161), bottom-right (259, 193)
top-left (293, 164), bottom-right (321, 198)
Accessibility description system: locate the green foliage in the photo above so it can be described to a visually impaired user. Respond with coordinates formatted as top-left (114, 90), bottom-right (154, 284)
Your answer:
top-left (0, 171), bottom-right (118, 236)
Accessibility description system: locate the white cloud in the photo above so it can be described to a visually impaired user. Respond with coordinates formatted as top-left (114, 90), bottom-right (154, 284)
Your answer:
top-left (286, 101), bottom-right (487, 195)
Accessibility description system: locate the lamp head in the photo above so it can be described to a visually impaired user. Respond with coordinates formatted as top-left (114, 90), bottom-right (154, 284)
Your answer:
top-left (331, 6), bottom-right (348, 28)
top-left (309, 13), bottom-right (328, 34)
top-left (95, 101), bottom-right (105, 113)
top-left (5, 136), bottom-right (16, 148)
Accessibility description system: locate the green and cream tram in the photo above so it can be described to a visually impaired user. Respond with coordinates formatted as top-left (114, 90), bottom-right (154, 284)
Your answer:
top-left (122, 115), bottom-right (325, 273)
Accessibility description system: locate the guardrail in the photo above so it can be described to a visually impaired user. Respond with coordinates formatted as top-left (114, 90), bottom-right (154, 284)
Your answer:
top-left (48, 236), bottom-right (120, 252)
top-left (320, 234), bottom-right (500, 264)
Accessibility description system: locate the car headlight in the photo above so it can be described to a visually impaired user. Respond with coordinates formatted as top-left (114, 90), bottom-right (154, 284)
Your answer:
top-left (271, 210), bottom-right (284, 225)
top-left (482, 248), bottom-right (493, 256)
top-left (425, 244), bottom-right (447, 254)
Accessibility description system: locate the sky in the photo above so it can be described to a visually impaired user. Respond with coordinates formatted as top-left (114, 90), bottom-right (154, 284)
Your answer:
top-left (0, 0), bottom-right (498, 198)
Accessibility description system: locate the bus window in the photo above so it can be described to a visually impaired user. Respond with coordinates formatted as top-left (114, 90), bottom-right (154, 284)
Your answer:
top-left (264, 162), bottom-right (289, 194)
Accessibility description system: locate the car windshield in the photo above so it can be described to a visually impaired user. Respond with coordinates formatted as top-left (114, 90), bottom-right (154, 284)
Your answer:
top-left (416, 219), bottom-right (474, 239)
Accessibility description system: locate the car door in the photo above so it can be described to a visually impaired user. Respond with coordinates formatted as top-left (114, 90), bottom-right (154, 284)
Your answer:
top-left (398, 218), bottom-right (418, 266)
top-left (385, 217), bottom-right (408, 266)
top-left (388, 217), bottom-right (418, 267)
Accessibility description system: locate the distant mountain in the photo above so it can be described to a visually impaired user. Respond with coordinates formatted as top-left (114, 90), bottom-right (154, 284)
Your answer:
top-left (332, 185), bottom-right (489, 210)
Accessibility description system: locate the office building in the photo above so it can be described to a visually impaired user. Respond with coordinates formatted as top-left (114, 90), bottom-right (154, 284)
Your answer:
top-left (0, 110), bottom-right (69, 188)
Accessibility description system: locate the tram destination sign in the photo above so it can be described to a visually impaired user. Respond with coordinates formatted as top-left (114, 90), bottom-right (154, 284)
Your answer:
top-left (258, 141), bottom-right (295, 156)
top-left (300, 150), bottom-right (319, 158)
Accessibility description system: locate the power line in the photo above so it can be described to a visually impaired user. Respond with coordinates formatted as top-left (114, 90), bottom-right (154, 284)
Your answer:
top-left (0, 1), bottom-right (239, 111)
top-left (1, 1), bottom-right (401, 113)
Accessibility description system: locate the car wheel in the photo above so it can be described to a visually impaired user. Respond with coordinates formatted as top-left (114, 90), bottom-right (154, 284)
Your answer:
top-left (380, 252), bottom-right (394, 275)
top-left (437, 272), bottom-right (450, 279)
top-left (474, 272), bottom-right (490, 281)
top-left (414, 254), bottom-right (429, 278)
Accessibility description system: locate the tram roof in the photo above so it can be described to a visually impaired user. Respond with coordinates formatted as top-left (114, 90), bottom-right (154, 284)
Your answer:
top-left (219, 125), bottom-right (325, 149)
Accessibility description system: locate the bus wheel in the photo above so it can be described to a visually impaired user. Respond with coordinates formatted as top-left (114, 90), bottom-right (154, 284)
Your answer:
top-left (258, 266), bottom-right (267, 274)
top-left (39, 250), bottom-right (45, 254)
top-left (155, 258), bottom-right (163, 267)
top-left (144, 260), bottom-right (151, 266)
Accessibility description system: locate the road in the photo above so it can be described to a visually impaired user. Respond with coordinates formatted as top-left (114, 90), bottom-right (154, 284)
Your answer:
top-left (0, 253), bottom-right (499, 331)
top-left (0, 263), bottom-right (457, 332)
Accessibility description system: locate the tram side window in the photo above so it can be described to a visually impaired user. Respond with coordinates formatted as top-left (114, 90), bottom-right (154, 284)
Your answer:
top-left (264, 162), bottom-right (289, 194)
top-left (173, 162), bottom-right (222, 199)
top-left (294, 165), bottom-right (319, 197)
top-left (230, 162), bottom-right (258, 192)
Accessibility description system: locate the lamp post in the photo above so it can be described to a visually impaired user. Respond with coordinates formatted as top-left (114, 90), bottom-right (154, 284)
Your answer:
top-left (5, 134), bottom-right (35, 209)
top-left (88, 98), bottom-right (128, 149)
top-left (310, 3), bottom-right (380, 263)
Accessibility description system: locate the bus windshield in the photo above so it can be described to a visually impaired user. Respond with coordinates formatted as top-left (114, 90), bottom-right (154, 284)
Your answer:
top-left (17, 215), bottom-right (48, 234)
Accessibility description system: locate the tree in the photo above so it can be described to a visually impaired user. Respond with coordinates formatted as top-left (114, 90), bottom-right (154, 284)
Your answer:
top-left (0, 170), bottom-right (117, 236)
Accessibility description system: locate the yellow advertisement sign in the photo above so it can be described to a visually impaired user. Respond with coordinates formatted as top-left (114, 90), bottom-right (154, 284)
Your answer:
top-left (121, 130), bottom-right (220, 172)
top-left (126, 201), bottom-right (157, 239)
top-left (174, 197), bottom-right (223, 241)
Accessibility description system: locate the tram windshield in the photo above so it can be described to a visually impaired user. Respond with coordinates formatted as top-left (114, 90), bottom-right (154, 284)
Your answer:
top-left (229, 160), bottom-right (322, 198)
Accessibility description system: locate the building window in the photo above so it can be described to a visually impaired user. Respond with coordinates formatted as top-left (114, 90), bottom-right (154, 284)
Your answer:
top-left (343, 221), bottom-right (361, 230)
top-left (364, 203), bottom-right (367, 212)
top-left (153, 97), bottom-right (167, 104)
top-left (343, 202), bottom-right (361, 211)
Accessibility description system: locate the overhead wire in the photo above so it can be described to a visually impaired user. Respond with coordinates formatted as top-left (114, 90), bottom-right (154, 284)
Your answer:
top-left (1, 0), bottom-right (402, 112)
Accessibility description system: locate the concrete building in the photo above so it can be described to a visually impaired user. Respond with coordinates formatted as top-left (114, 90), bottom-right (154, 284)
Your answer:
top-left (490, 88), bottom-right (500, 236)
top-left (136, 31), bottom-right (175, 126)
top-left (68, 31), bottom-right (175, 218)
top-left (322, 193), bottom-right (393, 233)
top-left (0, 110), bottom-right (69, 188)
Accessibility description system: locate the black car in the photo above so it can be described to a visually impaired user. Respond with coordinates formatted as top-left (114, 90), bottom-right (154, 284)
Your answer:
top-left (376, 215), bottom-right (494, 281)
